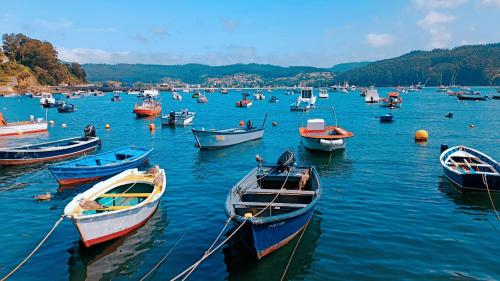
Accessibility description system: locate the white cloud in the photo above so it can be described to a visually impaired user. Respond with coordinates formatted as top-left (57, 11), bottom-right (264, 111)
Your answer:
top-left (477, 0), bottom-right (500, 7)
top-left (417, 10), bottom-right (455, 48)
top-left (150, 26), bottom-right (168, 37)
top-left (417, 10), bottom-right (455, 28)
top-left (413, 0), bottom-right (468, 9)
top-left (366, 33), bottom-right (396, 47)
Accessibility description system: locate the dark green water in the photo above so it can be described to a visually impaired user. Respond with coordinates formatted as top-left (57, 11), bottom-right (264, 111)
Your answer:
top-left (0, 88), bottom-right (499, 280)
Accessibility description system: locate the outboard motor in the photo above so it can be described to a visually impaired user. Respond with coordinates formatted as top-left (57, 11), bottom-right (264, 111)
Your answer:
top-left (440, 144), bottom-right (449, 153)
top-left (277, 149), bottom-right (295, 172)
top-left (246, 120), bottom-right (253, 130)
top-left (84, 125), bottom-right (96, 139)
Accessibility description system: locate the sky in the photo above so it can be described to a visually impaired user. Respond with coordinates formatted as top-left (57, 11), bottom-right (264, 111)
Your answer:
top-left (1, 0), bottom-right (499, 67)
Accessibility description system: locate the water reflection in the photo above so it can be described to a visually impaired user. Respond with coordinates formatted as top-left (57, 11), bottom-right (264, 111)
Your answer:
top-left (67, 209), bottom-right (168, 281)
top-left (223, 211), bottom-right (322, 281)
top-left (297, 145), bottom-right (354, 177)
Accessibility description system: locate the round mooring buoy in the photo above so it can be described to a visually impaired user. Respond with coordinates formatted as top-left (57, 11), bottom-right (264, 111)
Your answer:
top-left (149, 123), bottom-right (155, 131)
top-left (61, 123), bottom-right (67, 128)
top-left (105, 123), bottom-right (110, 130)
top-left (415, 130), bottom-right (428, 142)
top-left (49, 120), bottom-right (54, 126)
top-left (469, 124), bottom-right (475, 128)
top-left (239, 120), bottom-right (244, 127)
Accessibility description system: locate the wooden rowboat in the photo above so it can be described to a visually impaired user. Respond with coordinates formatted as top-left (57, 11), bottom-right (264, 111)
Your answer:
top-left (0, 125), bottom-right (100, 165)
top-left (0, 113), bottom-right (47, 137)
top-left (64, 167), bottom-right (166, 247)
top-left (440, 146), bottom-right (499, 192)
top-left (225, 150), bottom-right (321, 259)
top-left (48, 146), bottom-right (153, 185)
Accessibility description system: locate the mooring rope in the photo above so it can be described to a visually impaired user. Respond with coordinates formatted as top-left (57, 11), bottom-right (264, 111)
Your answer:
top-left (171, 169), bottom-right (292, 280)
top-left (482, 173), bottom-right (500, 221)
top-left (1, 215), bottom-right (64, 281)
top-left (0, 166), bottom-right (48, 195)
top-left (140, 226), bottom-right (192, 281)
top-left (280, 218), bottom-right (311, 281)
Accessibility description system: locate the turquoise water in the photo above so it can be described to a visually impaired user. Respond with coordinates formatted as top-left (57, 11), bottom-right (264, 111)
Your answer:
top-left (0, 88), bottom-right (499, 280)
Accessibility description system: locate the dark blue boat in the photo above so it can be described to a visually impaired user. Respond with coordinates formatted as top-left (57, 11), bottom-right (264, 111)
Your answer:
top-left (0, 125), bottom-right (100, 166)
top-left (440, 146), bottom-right (499, 192)
top-left (380, 113), bottom-right (393, 123)
top-left (48, 146), bottom-right (153, 185)
top-left (225, 150), bottom-right (321, 259)
top-left (57, 103), bottom-right (76, 113)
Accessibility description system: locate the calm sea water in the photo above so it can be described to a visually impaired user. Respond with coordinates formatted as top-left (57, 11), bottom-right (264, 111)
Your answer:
top-left (0, 88), bottom-right (499, 281)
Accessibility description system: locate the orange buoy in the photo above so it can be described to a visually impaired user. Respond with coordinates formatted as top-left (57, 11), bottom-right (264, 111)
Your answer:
top-left (415, 130), bottom-right (428, 142)
top-left (149, 123), bottom-right (155, 131)
top-left (239, 120), bottom-right (244, 127)
top-left (105, 123), bottom-right (110, 130)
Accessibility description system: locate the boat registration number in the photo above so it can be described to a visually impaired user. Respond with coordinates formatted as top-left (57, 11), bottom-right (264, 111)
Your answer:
top-left (215, 135), bottom-right (225, 141)
top-left (268, 221), bottom-right (285, 228)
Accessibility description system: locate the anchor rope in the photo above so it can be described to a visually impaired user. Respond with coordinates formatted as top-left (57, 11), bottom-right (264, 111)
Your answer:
top-left (171, 170), bottom-right (292, 281)
top-left (1, 215), bottom-right (64, 281)
top-left (280, 218), bottom-right (311, 281)
top-left (482, 173), bottom-right (500, 221)
top-left (140, 226), bottom-right (192, 281)
top-left (0, 166), bottom-right (48, 194)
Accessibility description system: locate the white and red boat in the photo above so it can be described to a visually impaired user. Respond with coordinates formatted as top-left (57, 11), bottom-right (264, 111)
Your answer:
top-left (0, 113), bottom-right (47, 137)
top-left (133, 98), bottom-right (162, 117)
top-left (64, 167), bottom-right (166, 247)
top-left (299, 119), bottom-right (353, 152)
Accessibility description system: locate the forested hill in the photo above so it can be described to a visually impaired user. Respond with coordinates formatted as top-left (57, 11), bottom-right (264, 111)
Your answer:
top-left (82, 63), bottom-right (330, 84)
top-left (336, 43), bottom-right (500, 86)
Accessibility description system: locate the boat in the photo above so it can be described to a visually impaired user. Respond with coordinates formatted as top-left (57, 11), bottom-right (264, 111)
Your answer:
top-left (380, 92), bottom-right (402, 108)
top-left (290, 87), bottom-right (316, 111)
top-left (143, 89), bottom-right (159, 98)
top-left (350, 85), bottom-right (357, 91)
top-left (111, 94), bottom-right (121, 102)
top-left (133, 98), bottom-right (162, 117)
top-left (379, 113), bottom-right (394, 123)
top-left (318, 89), bottom-right (329, 99)
top-left (40, 93), bottom-right (56, 108)
top-left (161, 110), bottom-right (195, 126)
top-left (2, 93), bottom-right (19, 98)
top-left (197, 94), bottom-right (208, 103)
top-left (182, 87), bottom-right (190, 93)
top-left (48, 146), bottom-right (153, 185)
top-left (0, 113), bottom-right (47, 137)
top-left (492, 95), bottom-right (500, 100)
top-left (285, 91), bottom-right (293, 96)
top-left (269, 96), bottom-right (279, 103)
top-left (64, 166), bottom-right (166, 247)
top-left (66, 93), bottom-right (82, 99)
top-left (127, 90), bottom-right (140, 96)
top-left (192, 91), bottom-right (201, 98)
top-left (112, 90), bottom-right (123, 93)
top-left (172, 92), bottom-right (182, 100)
top-left (440, 146), bottom-right (499, 192)
top-left (254, 91), bottom-right (265, 100)
top-left (224, 150), bottom-right (321, 259)
top-left (236, 97), bottom-right (253, 107)
top-left (192, 115), bottom-right (267, 149)
top-left (94, 91), bottom-right (105, 97)
top-left (365, 88), bottom-right (380, 103)
top-left (457, 94), bottom-right (487, 101)
top-left (437, 85), bottom-right (448, 92)
top-left (0, 125), bottom-right (100, 165)
top-left (57, 102), bottom-right (76, 113)
top-left (299, 118), bottom-right (353, 152)
top-left (221, 88), bottom-right (228, 94)
top-left (340, 88), bottom-right (348, 93)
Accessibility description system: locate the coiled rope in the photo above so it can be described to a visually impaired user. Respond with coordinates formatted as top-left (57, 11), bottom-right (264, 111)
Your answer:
top-left (1, 215), bottom-right (64, 281)
top-left (170, 169), bottom-right (291, 280)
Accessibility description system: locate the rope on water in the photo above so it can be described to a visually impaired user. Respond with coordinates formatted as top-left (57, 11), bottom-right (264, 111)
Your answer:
top-left (139, 226), bottom-right (192, 281)
top-left (1, 215), bottom-right (64, 281)
top-left (482, 173), bottom-right (500, 221)
top-left (0, 166), bottom-right (48, 195)
top-left (280, 218), bottom-right (311, 281)
top-left (171, 169), bottom-right (292, 280)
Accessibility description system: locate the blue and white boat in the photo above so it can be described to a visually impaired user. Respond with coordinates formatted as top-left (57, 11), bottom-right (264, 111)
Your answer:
top-left (379, 113), bottom-right (393, 123)
top-left (48, 146), bottom-right (153, 185)
top-left (192, 115), bottom-right (267, 150)
top-left (440, 146), bottom-right (499, 192)
top-left (225, 150), bottom-right (321, 259)
top-left (0, 125), bottom-right (100, 166)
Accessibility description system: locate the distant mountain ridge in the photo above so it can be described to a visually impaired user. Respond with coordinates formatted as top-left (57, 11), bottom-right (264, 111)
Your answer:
top-left (82, 62), bottom-right (368, 84)
top-left (336, 43), bottom-right (500, 86)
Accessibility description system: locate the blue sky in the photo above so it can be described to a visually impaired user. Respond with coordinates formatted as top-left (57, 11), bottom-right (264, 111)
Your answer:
top-left (1, 0), bottom-right (499, 67)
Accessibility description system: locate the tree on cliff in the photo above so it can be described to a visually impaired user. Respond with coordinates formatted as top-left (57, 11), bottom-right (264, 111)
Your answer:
top-left (1, 33), bottom-right (87, 85)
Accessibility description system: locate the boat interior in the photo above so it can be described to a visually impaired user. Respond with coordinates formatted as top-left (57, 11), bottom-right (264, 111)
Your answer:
top-left (81, 182), bottom-right (154, 215)
top-left (60, 148), bottom-right (147, 167)
top-left (445, 151), bottom-right (498, 174)
top-left (232, 167), bottom-right (318, 218)
top-left (10, 137), bottom-right (90, 151)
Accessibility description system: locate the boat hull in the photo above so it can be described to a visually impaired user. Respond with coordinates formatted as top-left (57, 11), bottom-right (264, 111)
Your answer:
top-left (301, 136), bottom-right (345, 152)
top-left (0, 137), bottom-right (100, 165)
top-left (235, 208), bottom-right (314, 259)
top-left (192, 128), bottom-right (264, 149)
top-left (133, 109), bottom-right (161, 117)
top-left (161, 115), bottom-right (195, 126)
top-left (442, 167), bottom-right (500, 192)
top-left (0, 122), bottom-right (47, 137)
top-left (48, 149), bottom-right (152, 185)
top-left (72, 198), bottom-right (160, 247)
